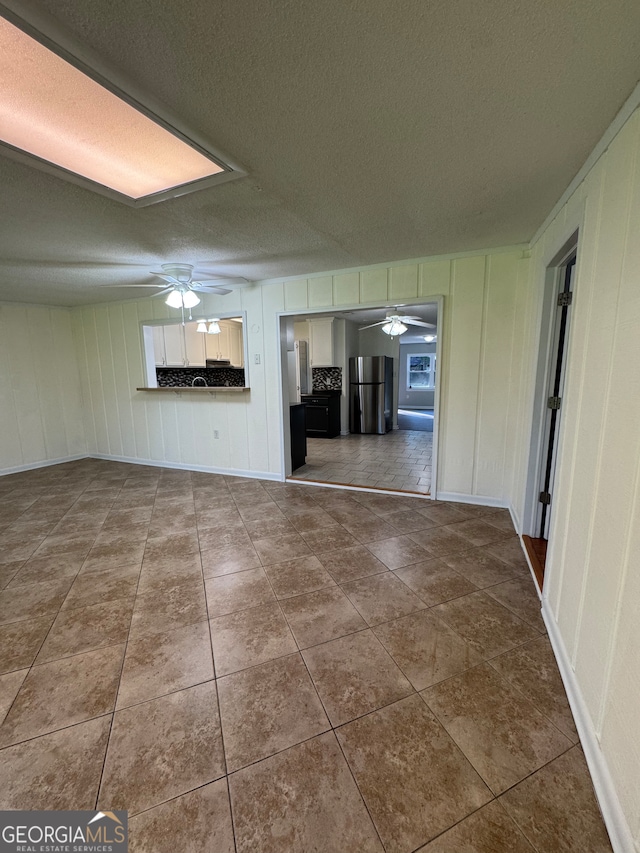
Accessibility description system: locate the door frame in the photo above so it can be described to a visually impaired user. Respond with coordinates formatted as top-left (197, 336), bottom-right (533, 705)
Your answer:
top-left (523, 230), bottom-right (579, 543)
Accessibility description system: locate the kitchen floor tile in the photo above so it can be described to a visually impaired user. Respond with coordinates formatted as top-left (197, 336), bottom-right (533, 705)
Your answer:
top-left (302, 629), bottom-right (413, 726)
top-left (8, 552), bottom-right (85, 586)
top-left (0, 578), bottom-right (73, 625)
top-left (373, 610), bottom-right (482, 691)
top-left (500, 746), bottom-right (614, 852)
top-left (228, 731), bottom-right (384, 853)
top-left (445, 518), bottom-right (512, 547)
top-left (409, 526), bottom-right (472, 557)
top-left (484, 537), bottom-right (530, 569)
top-left (432, 591), bottom-right (541, 658)
top-left (394, 558), bottom-right (478, 605)
top-left (36, 598), bottom-right (134, 662)
top-left (129, 578), bottom-right (208, 640)
top-left (0, 644), bottom-right (123, 747)
top-left (486, 576), bottom-right (546, 632)
top-left (0, 717), bottom-right (111, 810)
top-left (200, 542), bottom-right (262, 577)
top-left (341, 572), bottom-right (427, 626)
top-left (316, 545), bottom-right (388, 583)
top-left (209, 601), bottom-right (297, 676)
top-left (440, 547), bottom-right (524, 587)
top-left (251, 533), bottom-right (312, 566)
top-left (336, 694), bottom-right (492, 853)
top-left (300, 525), bottom-right (360, 553)
top-left (489, 635), bottom-right (579, 741)
top-left (205, 567), bottom-right (275, 617)
top-left (0, 668), bottom-right (29, 724)
top-left (99, 680), bottom-right (225, 815)
top-left (365, 535), bottom-right (430, 570)
top-left (128, 779), bottom-right (235, 853)
top-left (422, 662), bottom-right (572, 794)
top-left (0, 616), bottom-right (54, 673)
top-left (117, 620), bottom-right (214, 709)
top-left (280, 586), bottom-right (367, 648)
top-left (62, 563), bottom-right (140, 609)
top-left (416, 799), bottom-right (535, 852)
top-left (264, 555), bottom-right (335, 599)
top-left (217, 653), bottom-right (329, 771)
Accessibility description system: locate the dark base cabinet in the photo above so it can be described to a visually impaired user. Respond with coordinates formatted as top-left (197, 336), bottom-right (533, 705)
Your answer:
top-left (289, 404), bottom-right (307, 470)
top-left (302, 392), bottom-right (341, 438)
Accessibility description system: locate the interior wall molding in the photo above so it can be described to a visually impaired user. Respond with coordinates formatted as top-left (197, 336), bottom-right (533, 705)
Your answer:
top-left (89, 453), bottom-right (282, 481)
top-left (0, 454), bottom-right (86, 478)
top-left (542, 600), bottom-right (635, 853)
top-left (435, 491), bottom-right (507, 508)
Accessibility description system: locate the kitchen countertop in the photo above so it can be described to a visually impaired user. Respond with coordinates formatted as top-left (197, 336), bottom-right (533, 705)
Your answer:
top-left (137, 386), bottom-right (249, 392)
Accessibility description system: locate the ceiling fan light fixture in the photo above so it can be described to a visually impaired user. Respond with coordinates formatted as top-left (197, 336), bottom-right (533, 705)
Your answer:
top-left (165, 289), bottom-right (184, 309)
top-left (181, 290), bottom-right (200, 309)
top-left (382, 319), bottom-right (407, 337)
top-left (196, 320), bottom-right (208, 333)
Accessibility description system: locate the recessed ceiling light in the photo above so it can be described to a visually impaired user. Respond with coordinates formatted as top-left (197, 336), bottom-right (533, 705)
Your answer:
top-left (0, 15), bottom-right (240, 205)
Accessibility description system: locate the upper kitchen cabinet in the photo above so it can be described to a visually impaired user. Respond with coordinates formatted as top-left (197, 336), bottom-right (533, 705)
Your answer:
top-left (153, 323), bottom-right (186, 366)
top-left (308, 317), bottom-right (334, 366)
top-left (151, 318), bottom-right (244, 368)
top-left (183, 322), bottom-right (206, 366)
top-left (204, 319), bottom-right (244, 366)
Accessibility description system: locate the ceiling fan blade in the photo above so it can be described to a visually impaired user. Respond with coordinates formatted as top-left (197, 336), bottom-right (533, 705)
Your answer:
top-left (150, 287), bottom-right (175, 297)
top-left (404, 319), bottom-right (436, 328)
top-left (150, 271), bottom-right (179, 283)
top-left (358, 321), bottom-right (387, 330)
top-left (193, 276), bottom-right (248, 286)
top-left (193, 285), bottom-right (233, 295)
top-left (97, 283), bottom-right (166, 288)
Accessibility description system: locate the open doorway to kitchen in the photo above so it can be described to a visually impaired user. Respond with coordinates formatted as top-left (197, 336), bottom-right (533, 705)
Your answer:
top-left (523, 236), bottom-right (577, 590)
top-left (280, 302), bottom-right (439, 495)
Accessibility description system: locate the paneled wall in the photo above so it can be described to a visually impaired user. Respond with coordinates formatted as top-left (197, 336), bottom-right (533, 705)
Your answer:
top-left (0, 303), bottom-right (86, 473)
top-left (73, 247), bottom-right (529, 501)
top-left (523, 108), bottom-right (640, 851)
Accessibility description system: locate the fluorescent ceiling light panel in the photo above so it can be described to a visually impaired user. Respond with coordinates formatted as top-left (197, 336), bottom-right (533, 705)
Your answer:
top-left (0, 16), bottom-right (227, 201)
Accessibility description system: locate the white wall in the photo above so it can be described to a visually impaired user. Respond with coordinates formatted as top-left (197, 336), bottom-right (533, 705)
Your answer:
top-left (0, 302), bottom-right (86, 474)
top-left (516, 107), bottom-right (640, 852)
top-left (72, 250), bottom-right (528, 503)
top-left (399, 342), bottom-right (437, 408)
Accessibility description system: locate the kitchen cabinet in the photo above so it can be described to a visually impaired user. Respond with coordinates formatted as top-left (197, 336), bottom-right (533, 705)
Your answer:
top-left (302, 392), bottom-right (341, 438)
top-left (153, 326), bottom-right (167, 366)
top-left (308, 318), bottom-right (334, 366)
top-left (205, 320), bottom-right (244, 366)
top-left (183, 322), bottom-right (206, 366)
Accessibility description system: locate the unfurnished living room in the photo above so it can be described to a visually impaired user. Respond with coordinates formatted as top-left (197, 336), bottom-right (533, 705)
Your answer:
top-left (0, 2), bottom-right (639, 852)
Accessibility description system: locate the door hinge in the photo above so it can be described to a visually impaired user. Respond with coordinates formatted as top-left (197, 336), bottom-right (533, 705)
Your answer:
top-left (557, 291), bottom-right (573, 307)
top-left (547, 396), bottom-right (561, 410)
top-left (539, 491), bottom-right (552, 505)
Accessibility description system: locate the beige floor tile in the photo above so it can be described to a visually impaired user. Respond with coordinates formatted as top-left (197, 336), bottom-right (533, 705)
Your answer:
top-left (129, 779), bottom-right (235, 853)
top-left (336, 694), bottom-right (492, 853)
top-left (0, 616), bottom-right (54, 673)
top-left (440, 547), bottom-right (524, 588)
top-left (143, 532), bottom-right (200, 562)
top-left (136, 555), bottom-right (202, 594)
top-left (0, 562), bottom-right (23, 589)
top-left (243, 516), bottom-right (296, 540)
top-left (100, 680), bottom-right (225, 815)
top-left (0, 578), bottom-right (73, 625)
top-left (300, 525), bottom-right (360, 553)
top-left (445, 518), bottom-right (512, 547)
top-left (8, 552), bottom-right (85, 586)
top-left (409, 526), bottom-right (472, 558)
top-left (342, 518), bottom-right (400, 543)
top-left (205, 567), bottom-right (276, 617)
top-left (416, 800), bottom-right (535, 852)
top-left (280, 586), bottom-right (367, 648)
top-left (264, 555), bottom-right (335, 599)
top-left (252, 532), bottom-right (312, 565)
top-left (117, 620), bottom-right (214, 709)
top-left (0, 717), bottom-right (111, 810)
top-left (198, 526), bottom-right (252, 550)
top-left (382, 509), bottom-right (435, 533)
top-left (432, 591), bottom-right (541, 658)
top-left (0, 644), bottom-right (124, 747)
top-left (201, 542), bottom-right (262, 577)
top-left (228, 731), bottom-right (384, 853)
top-left (373, 610), bottom-right (482, 691)
top-left (302, 629), bottom-right (413, 726)
top-left (365, 535), bottom-right (430, 570)
top-left (209, 601), bottom-right (297, 676)
top-left (0, 668), bottom-right (28, 724)
top-left (316, 545), bottom-right (388, 583)
top-left (394, 558), bottom-right (478, 606)
top-left (485, 576), bottom-right (546, 632)
top-left (500, 747), bottom-right (614, 853)
top-left (489, 635), bottom-right (579, 741)
top-left (218, 653), bottom-right (329, 771)
top-left (285, 508), bottom-right (337, 532)
top-left (422, 663), bottom-right (572, 794)
top-left (36, 598), bottom-right (134, 663)
top-left (129, 578), bottom-right (208, 640)
top-left (341, 572), bottom-right (427, 626)
top-left (62, 563), bottom-right (140, 609)
top-left (484, 537), bottom-right (529, 569)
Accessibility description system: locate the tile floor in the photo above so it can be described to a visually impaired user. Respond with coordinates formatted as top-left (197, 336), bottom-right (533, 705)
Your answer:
top-left (0, 458), bottom-right (613, 853)
top-left (291, 429), bottom-right (433, 493)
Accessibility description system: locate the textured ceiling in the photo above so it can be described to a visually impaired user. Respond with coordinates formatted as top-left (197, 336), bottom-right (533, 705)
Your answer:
top-left (1, 0), bottom-right (640, 306)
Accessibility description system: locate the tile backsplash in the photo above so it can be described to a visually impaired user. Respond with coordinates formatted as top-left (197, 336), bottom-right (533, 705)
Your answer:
top-left (156, 367), bottom-right (245, 387)
top-left (312, 366), bottom-right (342, 391)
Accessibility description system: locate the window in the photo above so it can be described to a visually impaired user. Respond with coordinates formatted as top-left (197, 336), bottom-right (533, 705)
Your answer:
top-left (407, 354), bottom-right (436, 390)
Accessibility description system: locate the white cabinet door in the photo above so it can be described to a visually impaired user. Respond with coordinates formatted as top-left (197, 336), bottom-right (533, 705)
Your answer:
top-left (163, 324), bottom-right (185, 366)
top-left (152, 326), bottom-right (166, 366)
top-left (229, 322), bottom-right (244, 367)
top-left (309, 318), bottom-right (334, 366)
top-left (183, 322), bottom-right (206, 366)
top-left (205, 326), bottom-right (228, 360)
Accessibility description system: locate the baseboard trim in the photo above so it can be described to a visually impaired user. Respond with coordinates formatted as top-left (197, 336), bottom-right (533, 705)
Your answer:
top-left (89, 454), bottom-right (283, 482)
top-left (542, 601), bottom-right (635, 853)
top-left (435, 491), bottom-right (507, 508)
top-left (0, 454), bottom-right (87, 478)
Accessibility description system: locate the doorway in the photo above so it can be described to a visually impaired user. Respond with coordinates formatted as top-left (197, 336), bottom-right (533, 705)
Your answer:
top-left (523, 244), bottom-right (577, 589)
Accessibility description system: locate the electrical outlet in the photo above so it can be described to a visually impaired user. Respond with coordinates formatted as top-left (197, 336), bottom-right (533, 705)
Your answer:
top-left (213, 430), bottom-right (219, 439)
top-left (254, 353), bottom-right (261, 364)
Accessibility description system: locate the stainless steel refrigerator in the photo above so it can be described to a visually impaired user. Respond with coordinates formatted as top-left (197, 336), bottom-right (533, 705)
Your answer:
top-left (349, 356), bottom-right (393, 434)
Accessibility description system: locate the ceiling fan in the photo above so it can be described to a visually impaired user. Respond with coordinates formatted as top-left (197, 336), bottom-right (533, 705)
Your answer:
top-left (359, 311), bottom-right (436, 337)
top-left (100, 262), bottom-right (248, 317)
